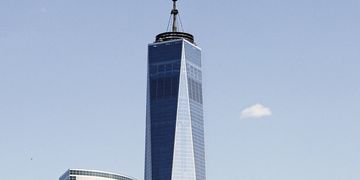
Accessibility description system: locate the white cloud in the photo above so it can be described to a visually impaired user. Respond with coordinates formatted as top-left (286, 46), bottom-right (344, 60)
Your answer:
top-left (240, 103), bottom-right (272, 119)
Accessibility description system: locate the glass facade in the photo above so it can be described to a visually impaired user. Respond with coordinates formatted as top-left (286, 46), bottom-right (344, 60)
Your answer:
top-left (59, 169), bottom-right (135, 180)
top-left (145, 39), bottom-right (205, 180)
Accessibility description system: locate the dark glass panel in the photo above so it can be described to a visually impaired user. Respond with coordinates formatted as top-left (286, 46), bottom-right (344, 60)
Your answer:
top-left (148, 40), bottom-right (182, 180)
top-left (164, 78), bottom-right (172, 97)
top-left (148, 41), bottom-right (182, 63)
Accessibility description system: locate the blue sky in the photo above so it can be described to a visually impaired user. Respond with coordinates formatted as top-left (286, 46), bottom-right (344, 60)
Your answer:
top-left (0, 0), bottom-right (359, 179)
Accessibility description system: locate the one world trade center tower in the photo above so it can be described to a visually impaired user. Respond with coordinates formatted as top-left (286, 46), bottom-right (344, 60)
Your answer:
top-left (144, 1), bottom-right (206, 180)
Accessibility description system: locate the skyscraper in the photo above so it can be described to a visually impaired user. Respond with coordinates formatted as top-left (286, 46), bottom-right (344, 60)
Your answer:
top-left (145, 1), bottom-right (206, 180)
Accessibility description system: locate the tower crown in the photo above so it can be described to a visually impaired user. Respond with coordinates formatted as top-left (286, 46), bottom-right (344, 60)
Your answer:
top-left (155, 0), bottom-right (195, 43)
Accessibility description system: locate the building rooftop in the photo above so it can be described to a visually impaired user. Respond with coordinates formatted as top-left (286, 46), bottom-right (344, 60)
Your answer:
top-left (59, 169), bottom-right (136, 180)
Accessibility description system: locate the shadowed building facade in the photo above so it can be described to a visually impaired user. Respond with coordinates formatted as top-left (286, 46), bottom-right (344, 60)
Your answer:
top-left (144, 1), bottom-right (206, 180)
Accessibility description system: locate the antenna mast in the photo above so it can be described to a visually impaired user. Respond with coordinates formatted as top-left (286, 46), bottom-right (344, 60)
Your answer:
top-left (171, 0), bottom-right (179, 32)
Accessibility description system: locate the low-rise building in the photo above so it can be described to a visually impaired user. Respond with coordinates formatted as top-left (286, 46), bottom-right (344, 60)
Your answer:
top-left (59, 169), bottom-right (136, 180)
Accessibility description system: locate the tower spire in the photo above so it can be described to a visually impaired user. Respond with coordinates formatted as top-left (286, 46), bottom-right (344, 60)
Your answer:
top-left (155, 0), bottom-right (195, 43)
top-left (171, 0), bottom-right (179, 32)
